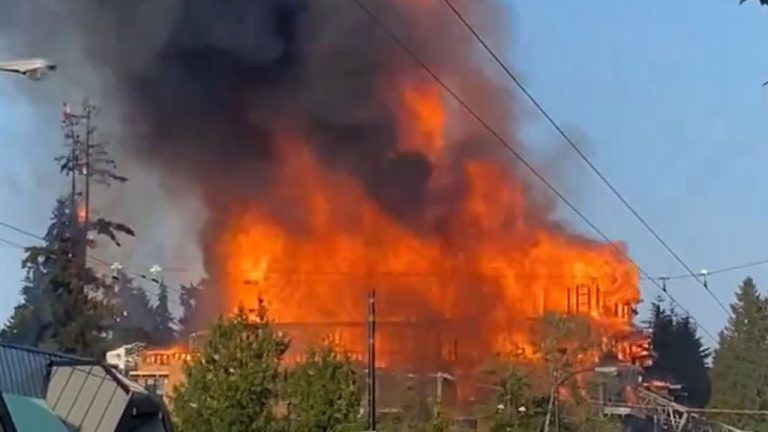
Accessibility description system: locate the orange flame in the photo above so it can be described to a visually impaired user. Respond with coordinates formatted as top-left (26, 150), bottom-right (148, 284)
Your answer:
top-left (215, 76), bottom-right (640, 371)
top-left (77, 202), bottom-right (87, 224)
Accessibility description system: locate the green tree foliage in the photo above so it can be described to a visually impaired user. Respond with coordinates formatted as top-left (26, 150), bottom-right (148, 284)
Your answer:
top-left (1, 198), bottom-right (70, 345)
top-left (178, 281), bottom-right (204, 342)
top-left (2, 100), bottom-right (134, 357)
top-left (58, 99), bottom-right (134, 249)
top-left (108, 272), bottom-right (156, 346)
top-left (172, 303), bottom-right (290, 432)
top-left (0, 197), bottom-right (112, 357)
top-left (378, 388), bottom-right (450, 432)
top-left (740, 0), bottom-right (768, 5)
top-left (645, 297), bottom-right (711, 407)
top-left (486, 366), bottom-right (548, 432)
top-left (709, 278), bottom-right (768, 430)
top-left (284, 344), bottom-right (363, 432)
top-left (477, 314), bottom-right (620, 432)
top-left (427, 405), bottom-right (450, 432)
top-left (152, 281), bottom-right (177, 346)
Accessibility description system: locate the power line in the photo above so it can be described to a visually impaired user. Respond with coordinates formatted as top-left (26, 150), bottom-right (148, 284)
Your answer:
top-left (0, 216), bottom-right (730, 341)
top-left (646, 258), bottom-right (768, 281)
top-left (351, 0), bottom-right (716, 343)
top-left (0, 220), bottom-right (192, 300)
top-left (438, 0), bottom-right (730, 317)
top-left (0, 221), bottom-right (41, 241)
top-left (0, 236), bottom-right (27, 250)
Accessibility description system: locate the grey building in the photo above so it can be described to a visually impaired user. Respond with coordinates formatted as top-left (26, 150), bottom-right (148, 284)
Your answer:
top-left (0, 343), bottom-right (173, 431)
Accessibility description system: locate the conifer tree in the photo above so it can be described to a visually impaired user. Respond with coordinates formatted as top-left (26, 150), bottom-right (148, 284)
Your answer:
top-left (152, 281), bottom-right (177, 346)
top-left (108, 272), bottom-right (156, 346)
top-left (709, 277), bottom-right (768, 429)
top-left (178, 281), bottom-right (203, 342)
top-left (645, 297), bottom-right (711, 408)
top-left (1, 99), bottom-right (134, 357)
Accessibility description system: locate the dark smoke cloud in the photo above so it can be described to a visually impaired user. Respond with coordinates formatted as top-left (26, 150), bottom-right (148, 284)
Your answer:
top-left (68, 0), bottom-right (436, 225)
top-left (2, 0), bottom-right (520, 222)
top-left (1, 0), bottom-right (537, 321)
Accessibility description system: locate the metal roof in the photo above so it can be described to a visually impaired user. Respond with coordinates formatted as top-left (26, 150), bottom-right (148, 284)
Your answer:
top-left (0, 345), bottom-right (173, 431)
top-left (0, 343), bottom-right (87, 398)
top-left (2, 393), bottom-right (70, 432)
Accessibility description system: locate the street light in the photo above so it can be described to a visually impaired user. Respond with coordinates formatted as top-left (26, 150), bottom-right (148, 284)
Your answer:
top-left (0, 58), bottom-right (57, 81)
top-left (543, 364), bottom-right (629, 432)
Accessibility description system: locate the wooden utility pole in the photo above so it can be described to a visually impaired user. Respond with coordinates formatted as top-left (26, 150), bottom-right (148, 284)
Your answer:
top-left (367, 286), bottom-right (376, 431)
top-left (82, 102), bottom-right (93, 267)
top-left (61, 101), bottom-right (94, 269)
top-left (364, 202), bottom-right (377, 431)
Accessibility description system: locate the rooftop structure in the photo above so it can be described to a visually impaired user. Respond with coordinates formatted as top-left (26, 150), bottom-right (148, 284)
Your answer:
top-left (0, 343), bottom-right (173, 432)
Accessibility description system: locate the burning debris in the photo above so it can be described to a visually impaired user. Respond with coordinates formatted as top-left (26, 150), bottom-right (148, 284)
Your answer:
top-left (4, 0), bottom-right (642, 370)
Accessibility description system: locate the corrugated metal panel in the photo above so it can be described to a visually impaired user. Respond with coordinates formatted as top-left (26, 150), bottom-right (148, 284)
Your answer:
top-left (48, 365), bottom-right (130, 432)
top-left (0, 344), bottom-right (86, 398)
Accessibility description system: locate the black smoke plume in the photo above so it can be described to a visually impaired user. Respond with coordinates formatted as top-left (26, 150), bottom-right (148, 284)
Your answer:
top-left (1, 0), bottom-right (525, 324)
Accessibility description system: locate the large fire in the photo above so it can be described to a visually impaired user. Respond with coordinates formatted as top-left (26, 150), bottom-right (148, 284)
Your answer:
top-left (57, 0), bottom-right (644, 372)
top-left (215, 77), bottom-right (640, 371)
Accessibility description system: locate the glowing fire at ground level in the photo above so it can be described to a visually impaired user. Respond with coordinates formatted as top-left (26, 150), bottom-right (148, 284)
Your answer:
top-left (211, 136), bottom-right (644, 372)
top-left (195, 51), bottom-right (644, 375)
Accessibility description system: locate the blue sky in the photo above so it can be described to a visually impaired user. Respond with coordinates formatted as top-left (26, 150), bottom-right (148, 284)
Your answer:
top-left (1, 1), bottom-right (767, 345)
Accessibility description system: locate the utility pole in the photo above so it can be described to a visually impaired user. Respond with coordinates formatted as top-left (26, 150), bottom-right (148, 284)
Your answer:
top-left (659, 276), bottom-right (669, 292)
top-left (364, 200), bottom-right (377, 432)
top-left (61, 102), bottom-right (83, 269)
top-left (61, 101), bottom-right (94, 270)
top-left (82, 102), bottom-right (93, 267)
top-left (367, 284), bottom-right (376, 431)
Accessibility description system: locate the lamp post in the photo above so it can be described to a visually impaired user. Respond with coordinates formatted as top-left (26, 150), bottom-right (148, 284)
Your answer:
top-left (0, 58), bottom-right (57, 81)
top-left (543, 364), bottom-right (625, 432)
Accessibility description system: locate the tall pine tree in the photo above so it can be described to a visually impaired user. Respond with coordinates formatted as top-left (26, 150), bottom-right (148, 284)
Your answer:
top-left (178, 280), bottom-right (203, 343)
top-left (108, 271), bottom-right (157, 346)
top-left (0, 197), bottom-right (111, 356)
top-left (709, 277), bottom-right (768, 429)
top-left (1, 100), bottom-right (134, 357)
top-left (152, 281), bottom-right (177, 346)
top-left (645, 297), bottom-right (711, 408)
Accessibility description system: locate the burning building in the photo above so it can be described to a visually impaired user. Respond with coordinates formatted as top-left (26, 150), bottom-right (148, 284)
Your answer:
top-left (12, 0), bottom-right (644, 371)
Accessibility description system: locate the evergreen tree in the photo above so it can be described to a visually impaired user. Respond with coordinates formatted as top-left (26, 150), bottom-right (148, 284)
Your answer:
top-left (172, 302), bottom-right (289, 432)
top-left (1, 99), bottom-right (134, 357)
top-left (285, 344), bottom-right (363, 432)
top-left (108, 272), bottom-right (156, 347)
top-left (709, 278), bottom-right (768, 429)
top-left (152, 281), bottom-right (177, 346)
top-left (645, 297), bottom-right (711, 408)
top-left (178, 281), bottom-right (203, 342)
top-left (0, 197), bottom-right (111, 356)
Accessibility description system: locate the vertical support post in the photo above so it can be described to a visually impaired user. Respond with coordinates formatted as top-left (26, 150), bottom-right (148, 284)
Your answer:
top-left (595, 279), bottom-right (601, 312)
top-left (82, 102), bottom-right (92, 269)
top-left (554, 388), bottom-right (560, 432)
top-left (367, 287), bottom-right (376, 431)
